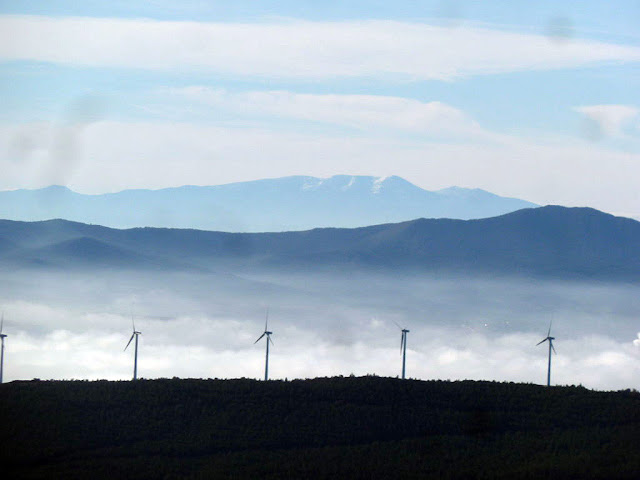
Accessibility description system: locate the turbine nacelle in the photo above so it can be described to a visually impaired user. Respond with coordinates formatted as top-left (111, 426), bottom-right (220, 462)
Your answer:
top-left (124, 330), bottom-right (142, 351)
top-left (254, 331), bottom-right (273, 344)
top-left (536, 336), bottom-right (556, 351)
top-left (536, 319), bottom-right (556, 352)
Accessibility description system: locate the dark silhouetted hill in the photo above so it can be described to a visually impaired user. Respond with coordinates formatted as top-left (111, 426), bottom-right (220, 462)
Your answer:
top-left (0, 377), bottom-right (638, 479)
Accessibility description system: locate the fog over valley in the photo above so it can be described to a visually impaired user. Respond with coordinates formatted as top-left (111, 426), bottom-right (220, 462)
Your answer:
top-left (1, 267), bottom-right (638, 390)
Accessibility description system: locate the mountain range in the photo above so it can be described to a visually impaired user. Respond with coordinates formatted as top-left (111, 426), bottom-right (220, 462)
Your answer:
top-left (0, 175), bottom-right (537, 232)
top-left (1, 206), bottom-right (638, 280)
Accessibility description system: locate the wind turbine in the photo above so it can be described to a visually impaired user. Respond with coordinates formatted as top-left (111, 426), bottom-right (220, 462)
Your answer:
top-left (394, 322), bottom-right (410, 380)
top-left (254, 309), bottom-right (273, 381)
top-left (124, 316), bottom-right (142, 381)
top-left (536, 322), bottom-right (556, 387)
top-left (0, 313), bottom-right (7, 384)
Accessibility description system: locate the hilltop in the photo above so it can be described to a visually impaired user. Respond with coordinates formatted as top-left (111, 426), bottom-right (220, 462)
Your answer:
top-left (1, 205), bottom-right (638, 280)
top-left (0, 377), bottom-right (638, 479)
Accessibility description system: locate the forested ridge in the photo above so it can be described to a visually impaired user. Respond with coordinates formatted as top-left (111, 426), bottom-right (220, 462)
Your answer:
top-left (2, 205), bottom-right (639, 280)
top-left (1, 377), bottom-right (638, 479)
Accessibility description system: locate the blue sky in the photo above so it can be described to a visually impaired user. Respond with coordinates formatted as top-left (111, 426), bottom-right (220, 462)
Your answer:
top-left (0, 1), bottom-right (638, 218)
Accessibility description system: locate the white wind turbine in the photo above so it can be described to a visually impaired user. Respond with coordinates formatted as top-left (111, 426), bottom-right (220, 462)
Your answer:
top-left (536, 321), bottom-right (556, 387)
top-left (394, 322), bottom-right (410, 379)
top-left (0, 313), bottom-right (7, 384)
top-left (254, 309), bottom-right (273, 381)
top-left (124, 316), bottom-right (142, 381)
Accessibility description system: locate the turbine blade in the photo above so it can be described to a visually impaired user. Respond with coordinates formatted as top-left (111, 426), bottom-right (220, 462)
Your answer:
top-left (400, 332), bottom-right (405, 353)
top-left (265, 307), bottom-right (269, 331)
top-left (547, 320), bottom-right (552, 338)
top-left (393, 320), bottom-right (402, 330)
top-left (124, 333), bottom-right (135, 351)
top-left (536, 338), bottom-right (547, 346)
top-left (0, 312), bottom-right (3, 334)
top-left (254, 332), bottom-right (266, 344)
top-left (551, 342), bottom-right (557, 354)
top-left (268, 335), bottom-right (274, 346)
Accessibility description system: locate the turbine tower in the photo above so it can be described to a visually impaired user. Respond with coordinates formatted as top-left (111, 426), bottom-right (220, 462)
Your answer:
top-left (124, 316), bottom-right (142, 381)
top-left (395, 322), bottom-right (410, 379)
top-left (0, 313), bottom-right (7, 384)
top-left (536, 322), bottom-right (556, 387)
top-left (254, 309), bottom-right (273, 381)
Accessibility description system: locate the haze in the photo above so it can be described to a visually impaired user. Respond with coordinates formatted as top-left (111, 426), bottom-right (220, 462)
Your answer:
top-left (1, 268), bottom-right (638, 390)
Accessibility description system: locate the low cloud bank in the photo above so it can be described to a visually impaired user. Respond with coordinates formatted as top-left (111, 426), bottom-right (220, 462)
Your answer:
top-left (1, 270), bottom-right (637, 390)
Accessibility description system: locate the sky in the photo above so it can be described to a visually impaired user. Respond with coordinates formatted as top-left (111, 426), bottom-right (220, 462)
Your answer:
top-left (0, 0), bottom-right (639, 220)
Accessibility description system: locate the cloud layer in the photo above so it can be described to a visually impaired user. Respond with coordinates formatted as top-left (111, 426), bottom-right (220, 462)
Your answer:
top-left (1, 270), bottom-right (638, 390)
top-left (4, 303), bottom-right (639, 390)
top-left (1, 15), bottom-right (639, 79)
top-left (168, 87), bottom-right (494, 141)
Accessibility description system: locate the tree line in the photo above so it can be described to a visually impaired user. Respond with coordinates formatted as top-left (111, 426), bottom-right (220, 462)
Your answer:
top-left (1, 376), bottom-right (638, 479)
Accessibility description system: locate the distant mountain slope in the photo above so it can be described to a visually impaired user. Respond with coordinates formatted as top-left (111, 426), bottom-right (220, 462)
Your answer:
top-left (29, 237), bottom-right (160, 267)
top-left (0, 176), bottom-right (537, 231)
top-left (1, 206), bottom-right (638, 280)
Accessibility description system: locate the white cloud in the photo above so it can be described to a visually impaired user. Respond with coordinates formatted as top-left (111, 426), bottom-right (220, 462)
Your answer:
top-left (574, 104), bottom-right (640, 139)
top-left (167, 87), bottom-right (494, 140)
top-left (0, 15), bottom-right (639, 79)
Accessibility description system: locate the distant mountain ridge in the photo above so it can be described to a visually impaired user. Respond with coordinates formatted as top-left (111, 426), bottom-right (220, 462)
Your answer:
top-left (0, 175), bottom-right (537, 232)
top-left (1, 206), bottom-right (638, 280)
